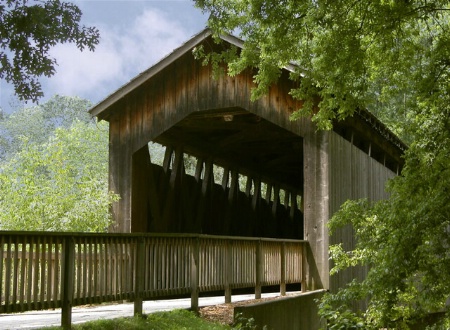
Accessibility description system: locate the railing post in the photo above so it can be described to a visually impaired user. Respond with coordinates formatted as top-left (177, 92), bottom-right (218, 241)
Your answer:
top-left (255, 240), bottom-right (262, 299)
top-left (280, 242), bottom-right (286, 296)
top-left (225, 240), bottom-right (232, 303)
top-left (61, 237), bottom-right (75, 330)
top-left (134, 237), bottom-right (145, 317)
top-left (191, 237), bottom-right (200, 313)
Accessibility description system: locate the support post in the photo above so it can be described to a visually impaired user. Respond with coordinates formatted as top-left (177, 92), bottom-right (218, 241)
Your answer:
top-left (191, 237), bottom-right (200, 313)
top-left (61, 237), bottom-right (75, 330)
top-left (134, 237), bottom-right (145, 316)
top-left (280, 242), bottom-right (286, 296)
top-left (255, 240), bottom-right (262, 299)
top-left (225, 240), bottom-right (232, 303)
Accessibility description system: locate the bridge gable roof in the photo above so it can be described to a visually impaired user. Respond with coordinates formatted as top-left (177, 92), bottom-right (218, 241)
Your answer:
top-left (90, 28), bottom-right (405, 177)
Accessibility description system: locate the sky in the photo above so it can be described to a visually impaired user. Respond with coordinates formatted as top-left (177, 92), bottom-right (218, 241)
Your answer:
top-left (0, 0), bottom-right (208, 113)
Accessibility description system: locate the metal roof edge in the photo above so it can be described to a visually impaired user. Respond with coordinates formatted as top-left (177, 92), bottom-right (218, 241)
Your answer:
top-left (89, 28), bottom-right (213, 118)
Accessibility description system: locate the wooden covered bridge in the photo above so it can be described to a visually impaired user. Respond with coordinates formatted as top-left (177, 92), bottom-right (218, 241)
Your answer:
top-left (89, 28), bottom-right (404, 291)
top-left (1, 29), bottom-right (405, 328)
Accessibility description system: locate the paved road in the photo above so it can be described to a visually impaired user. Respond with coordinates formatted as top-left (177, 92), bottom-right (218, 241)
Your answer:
top-left (0, 292), bottom-right (282, 330)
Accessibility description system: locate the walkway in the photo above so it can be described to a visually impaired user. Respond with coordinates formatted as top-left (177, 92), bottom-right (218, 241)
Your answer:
top-left (0, 292), bottom-right (283, 329)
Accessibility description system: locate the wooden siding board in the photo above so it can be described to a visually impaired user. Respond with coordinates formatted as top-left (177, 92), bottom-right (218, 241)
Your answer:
top-left (161, 62), bottom-right (178, 124)
top-left (187, 52), bottom-right (199, 114)
top-left (328, 133), bottom-right (397, 292)
top-left (235, 69), bottom-right (251, 112)
top-left (141, 81), bottom-right (153, 148)
top-left (197, 62), bottom-right (210, 111)
top-left (129, 93), bottom-right (140, 155)
top-left (153, 72), bottom-right (166, 141)
top-left (175, 55), bottom-right (189, 120)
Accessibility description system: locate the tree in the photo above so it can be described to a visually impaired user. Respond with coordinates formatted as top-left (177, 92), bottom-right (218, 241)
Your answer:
top-left (0, 94), bottom-right (93, 160)
top-left (194, 0), bottom-right (450, 328)
top-left (195, 0), bottom-right (448, 132)
top-left (0, 96), bottom-right (119, 232)
top-left (0, 120), bottom-right (118, 232)
top-left (0, 0), bottom-right (99, 102)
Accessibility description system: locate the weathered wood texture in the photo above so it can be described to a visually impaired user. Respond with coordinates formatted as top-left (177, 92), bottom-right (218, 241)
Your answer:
top-left (104, 42), bottom-right (306, 233)
top-left (303, 130), bottom-right (329, 290)
top-left (1, 231), bottom-right (311, 323)
top-left (94, 32), bottom-right (405, 292)
top-left (328, 133), bottom-right (396, 293)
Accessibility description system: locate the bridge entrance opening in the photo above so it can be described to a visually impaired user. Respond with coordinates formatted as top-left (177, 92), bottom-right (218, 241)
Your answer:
top-left (131, 107), bottom-right (304, 240)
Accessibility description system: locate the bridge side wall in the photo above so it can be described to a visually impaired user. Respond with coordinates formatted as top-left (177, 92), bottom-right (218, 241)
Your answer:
top-left (328, 132), bottom-right (396, 292)
top-left (234, 290), bottom-right (326, 330)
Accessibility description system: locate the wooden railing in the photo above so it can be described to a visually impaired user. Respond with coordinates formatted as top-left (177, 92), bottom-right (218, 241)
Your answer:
top-left (1, 232), bottom-right (310, 328)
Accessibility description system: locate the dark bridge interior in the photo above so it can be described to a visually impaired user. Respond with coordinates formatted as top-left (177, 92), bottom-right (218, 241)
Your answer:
top-left (132, 107), bottom-right (305, 239)
top-left (156, 107), bottom-right (304, 189)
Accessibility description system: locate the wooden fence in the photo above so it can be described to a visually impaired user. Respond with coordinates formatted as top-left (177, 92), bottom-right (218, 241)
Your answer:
top-left (1, 232), bottom-right (309, 328)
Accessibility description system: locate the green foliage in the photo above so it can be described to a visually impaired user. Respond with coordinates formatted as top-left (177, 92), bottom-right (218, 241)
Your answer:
top-left (318, 294), bottom-right (367, 330)
top-left (194, 1), bottom-right (450, 329)
top-left (0, 120), bottom-right (118, 232)
top-left (0, 0), bottom-right (99, 101)
top-left (232, 313), bottom-right (257, 330)
top-left (195, 0), bottom-right (449, 134)
top-left (0, 95), bottom-right (118, 232)
top-left (0, 95), bottom-right (93, 160)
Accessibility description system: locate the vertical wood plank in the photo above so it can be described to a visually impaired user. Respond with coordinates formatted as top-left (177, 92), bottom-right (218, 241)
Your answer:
top-left (26, 238), bottom-right (34, 311)
top-left (4, 236), bottom-right (12, 312)
top-left (93, 238), bottom-right (99, 303)
top-left (61, 237), bottom-right (75, 330)
top-left (46, 236), bottom-right (52, 308)
top-left (53, 240), bottom-right (60, 307)
top-left (12, 238), bottom-right (19, 310)
top-left (39, 238), bottom-right (45, 308)
top-left (19, 238), bottom-right (27, 311)
top-left (32, 237), bottom-right (40, 310)
top-left (82, 238), bottom-right (88, 301)
top-left (190, 238), bottom-right (199, 313)
top-left (280, 242), bottom-right (286, 296)
top-left (134, 238), bottom-right (145, 316)
top-left (76, 240), bottom-right (82, 302)
top-left (255, 240), bottom-right (262, 299)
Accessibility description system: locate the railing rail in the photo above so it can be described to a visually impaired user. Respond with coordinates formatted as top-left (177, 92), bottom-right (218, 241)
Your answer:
top-left (1, 231), bottom-right (310, 328)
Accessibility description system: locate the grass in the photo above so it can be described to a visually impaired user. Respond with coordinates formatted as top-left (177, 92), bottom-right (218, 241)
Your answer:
top-left (40, 309), bottom-right (232, 330)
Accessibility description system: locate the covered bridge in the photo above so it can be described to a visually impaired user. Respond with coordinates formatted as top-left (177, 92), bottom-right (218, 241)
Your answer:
top-left (90, 29), bottom-right (405, 292)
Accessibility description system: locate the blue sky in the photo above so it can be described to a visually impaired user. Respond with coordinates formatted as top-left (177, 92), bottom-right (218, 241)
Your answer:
top-left (0, 0), bottom-right (208, 113)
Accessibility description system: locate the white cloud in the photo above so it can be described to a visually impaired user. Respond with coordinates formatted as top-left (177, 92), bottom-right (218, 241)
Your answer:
top-left (46, 8), bottom-right (197, 103)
